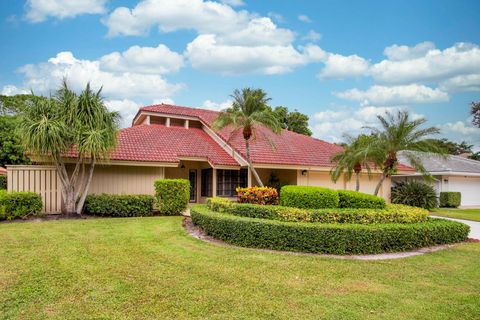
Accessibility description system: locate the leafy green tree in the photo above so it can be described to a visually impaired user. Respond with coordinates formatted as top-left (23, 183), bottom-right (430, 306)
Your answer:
top-left (0, 115), bottom-right (30, 167)
top-left (213, 88), bottom-right (281, 187)
top-left (471, 101), bottom-right (480, 128)
top-left (469, 152), bottom-right (480, 161)
top-left (366, 111), bottom-right (445, 196)
top-left (271, 106), bottom-right (312, 136)
top-left (17, 81), bottom-right (120, 215)
top-left (0, 94), bottom-right (47, 115)
top-left (330, 134), bottom-right (380, 191)
top-left (427, 138), bottom-right (473, 155)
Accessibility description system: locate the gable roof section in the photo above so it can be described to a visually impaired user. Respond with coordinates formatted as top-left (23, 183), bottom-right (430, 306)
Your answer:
top-left (139, 104), bottom-right (345, 167)
top-left (67, 124), bottom-right (240, 167)
top-left (398, 151), bottom-right (480, 174)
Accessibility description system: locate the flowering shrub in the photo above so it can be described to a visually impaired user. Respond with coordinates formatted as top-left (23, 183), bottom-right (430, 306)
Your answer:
top-left (236, 186), bottom-right (279, 205)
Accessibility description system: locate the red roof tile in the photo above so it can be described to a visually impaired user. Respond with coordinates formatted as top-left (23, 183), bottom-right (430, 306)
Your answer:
top-left (140, 104), bottom-right (344, 167)
top-left (0, 167), bottom-right (7, 175)
top-left (68, 124), bottom-right (239, 167)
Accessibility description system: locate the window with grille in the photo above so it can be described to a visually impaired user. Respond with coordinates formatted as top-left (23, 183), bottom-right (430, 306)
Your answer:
top-left (216, 169), bottom-right (247, 197)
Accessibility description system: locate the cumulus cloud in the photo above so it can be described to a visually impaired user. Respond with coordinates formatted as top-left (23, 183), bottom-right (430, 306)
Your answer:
top-left (17, 51), bottom-right (182, 101)
top-left (201, 99), bottom-right (233, 111)
top-left (303, 30), bottom-right (322, 42)
top-left (25, 0), bottom-right (106, 22)
top-left (298, 15), bottom-right (312, 23)
top-left (318, 53), bottom-right (369, 79)
top-left (311, 106), bottom-right (424, 142)
top-left (334, 84), bottom-right (449, 106)
top-left (439, 74), bottom-right (480, 92)
top-left (100, 44), bottom-right (184, 74)
top-left (371, 42), bottom-right (480, 85)
top-left (440, 120), bottom-right (480, 146)
top-left (1, 85), bottom-right (29, 96)
top-left (104, 99), bottom-right (141, 127)
top-left (219, 0), bottom-right (244, 6)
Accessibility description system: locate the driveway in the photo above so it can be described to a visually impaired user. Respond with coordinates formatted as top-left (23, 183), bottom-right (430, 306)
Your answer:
top-left (431, 215), bottom-right (480, 240)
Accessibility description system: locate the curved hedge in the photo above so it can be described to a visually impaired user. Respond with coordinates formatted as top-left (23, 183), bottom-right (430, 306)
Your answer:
top-left (207, 198), bottom-right (428, 224)
top-left (191, 205), bottom-right (470, 254)
top-left (337, 190), bottom-right (386, 209)
top-left (280, 185), bottom-right (339, 209)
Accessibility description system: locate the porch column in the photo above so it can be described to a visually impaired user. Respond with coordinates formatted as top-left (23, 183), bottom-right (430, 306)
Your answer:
top-left (165, 117), bottom-right (171, 127)
top-left (247, 167), bottom-right (252, 187)
top-left (143, 115), bottom-right (150, 125)
top-left (212, 168), bottom-right (217, 197)
top-left (184, 119), bottom-right (189, 129)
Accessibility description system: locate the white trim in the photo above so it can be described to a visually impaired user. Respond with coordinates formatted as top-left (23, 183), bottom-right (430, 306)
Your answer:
top-left (133, 111), bottom-right (198, 125)
top-left (201, 124), bottom-right (249, 166)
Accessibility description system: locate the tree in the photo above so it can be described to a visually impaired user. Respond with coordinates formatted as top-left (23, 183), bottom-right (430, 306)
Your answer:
top-left (471, 101), bottom-right (480, 128)
top-left (0, 115), bottom-right (30, 167)
top-left (271, 106), bottom-right (312, 136)
top-left (330, 134), bottom-right (380, 191)
top-left (469, 152), bottom-right (480, 161)
top-left (0, 94), bottom-right (46, 115)
top-left (213, 88), bottom-right (281, 187)
top-left (17, 81), bottom-right (119, 215)
top-left (366, 111), bottom-right (445, 196)
top-left (427, 138), bottom-right (473, 155)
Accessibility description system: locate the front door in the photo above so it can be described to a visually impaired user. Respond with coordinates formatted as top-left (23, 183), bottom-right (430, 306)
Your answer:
top-left (189, 169), bottom-right (197, 202)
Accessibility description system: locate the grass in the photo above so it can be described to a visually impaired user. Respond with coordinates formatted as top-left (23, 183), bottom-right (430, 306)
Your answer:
top-left (0, 217), bottom-right (479, 320)
top-left (431, 208), bottom-right (480, 222)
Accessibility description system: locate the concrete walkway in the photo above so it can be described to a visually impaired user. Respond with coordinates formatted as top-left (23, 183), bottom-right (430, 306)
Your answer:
top-left (431, 215), bottom-right (480, 240)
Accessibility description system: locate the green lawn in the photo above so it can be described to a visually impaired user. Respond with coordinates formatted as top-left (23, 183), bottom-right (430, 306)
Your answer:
top-left (431, 208), bottom-right (480, 222)
top-left (1, 217), bottom-right (479, 319)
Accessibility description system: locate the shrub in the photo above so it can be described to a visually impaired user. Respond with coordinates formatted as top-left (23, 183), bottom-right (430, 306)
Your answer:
top-left (84, 194), bottom-right (154, 217)
top-left (280, 185), bottom-right (339, 209)
top-left (0, 175), bottom-right (6, 190)
top-left (337, 190), bottom-right (386, 209)
top-left (191, 205), bottom-right (469, 254)
top-left (391, 181), bottom-right (438, 209)
top-left (236, 186), bottom-right (279, 205)
top-left (206, 197), bottom-right (428, 224)
top-left (0, 190), bottom-right (43, 220)
top-left (154, 179), bottom-right (190, 215)
top-left (439, 192), bottom-right (461, 208)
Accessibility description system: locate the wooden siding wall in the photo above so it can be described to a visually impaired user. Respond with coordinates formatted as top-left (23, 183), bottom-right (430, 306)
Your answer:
top-left (7, 165), bottom-right (62, 213)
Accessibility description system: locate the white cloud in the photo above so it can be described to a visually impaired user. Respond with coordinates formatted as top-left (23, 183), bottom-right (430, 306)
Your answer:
top-left (104, 99), bottom-right (141, 127)
top-left (25, 0), bottom-right (106, 22)
top-left (334, 84), bottom-right (449, 106)
top-left (219, 0), bottom-right (244, 6)
top-left (440, 120), bottom-right (480, 146)
top-left (1, 85), bottom-right (29, 96)
top-left (318, 53), bottom-right (369, 79)
top-left (303, 30), bottom-right (321, 42)
top-left (17, 51), bottom-right (182, 101)
top-left (298, 14), bottom-right (312, 23)
top-left (311, 106), bottom-right (424, 142)
top-left (371, 42), bottom-right (480, 85)
top-left (185, 34), bottom-right (324, 75)
top-left (267, 12), bottom-right (285, 23)
top-left (201, 99), bottom-right (232, 111)
top-left (439, 74), bottom-right (480, 92)
top-left (100, 44), bottom-right (184, 74)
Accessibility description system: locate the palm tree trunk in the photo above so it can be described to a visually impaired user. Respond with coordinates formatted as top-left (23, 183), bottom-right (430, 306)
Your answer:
top-left (355, 172), bottom-right (360, 191)
top-left (245, 139), bottom-right (264, 187)
top-left (75, 159), bottom-right (96, 214)
top-left (374, 171), bottom-right (386, 196)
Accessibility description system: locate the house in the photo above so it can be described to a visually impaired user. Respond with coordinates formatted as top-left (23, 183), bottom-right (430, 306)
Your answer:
top-left (393, 151), bottom-right (480, 207)
top-left (7, 104), bottom-right (413, 212)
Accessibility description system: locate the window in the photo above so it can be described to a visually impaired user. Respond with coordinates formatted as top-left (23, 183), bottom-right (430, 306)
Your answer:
top-left (201, 169), bottom-right (213, 197)
top-left (217, 169), bottom-right (247, 197)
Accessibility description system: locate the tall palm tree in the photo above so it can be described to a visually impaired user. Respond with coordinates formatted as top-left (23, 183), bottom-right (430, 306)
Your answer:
top-left (213, 88), bottom-right (281, 187)
top-left (367, 111), bottom-right (444, 196)
top-left (330, 134), bottom-right (380, 191)
top-left (18, 80), bottom-right (119, 215)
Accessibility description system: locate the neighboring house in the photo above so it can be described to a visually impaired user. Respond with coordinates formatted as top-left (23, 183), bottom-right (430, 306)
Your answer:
top-left (7, 104), bottom-right (413, 212)
top-left (394, 151), bottom-right (480, 207)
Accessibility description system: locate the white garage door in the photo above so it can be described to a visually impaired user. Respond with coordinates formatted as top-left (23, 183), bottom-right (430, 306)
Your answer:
top-left (448, 176), bottom-right (480, 206)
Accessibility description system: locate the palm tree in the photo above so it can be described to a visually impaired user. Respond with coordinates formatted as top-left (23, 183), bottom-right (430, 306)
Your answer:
top-left (18, 80), bottom-right (119, 215)
top-left (367, 111), bottom-right (444, 196)
top-left (213, 88), bottom-right (281, 187)
top-left (330, 134), bottom-right (380, 191)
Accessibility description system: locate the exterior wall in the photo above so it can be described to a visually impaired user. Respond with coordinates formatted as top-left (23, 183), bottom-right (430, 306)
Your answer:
top-left (254, 168), bottom-right (298, 187)
top-left (7, 165), bottom-right (62, 213)
top-left (165, 160), bottom-right (211, 203)
top-left (297, 170), bottom-right (392, 201)
top-left (84, 165), bottom-right (164, 195)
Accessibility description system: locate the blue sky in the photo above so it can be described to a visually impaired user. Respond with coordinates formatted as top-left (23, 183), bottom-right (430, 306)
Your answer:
top-left (1, 0), bottom-right (479, 147)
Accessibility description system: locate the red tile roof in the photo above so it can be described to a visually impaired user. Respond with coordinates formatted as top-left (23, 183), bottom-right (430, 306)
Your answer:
top-left (0, 167), bottom-right (6, 175)
top-left (68, 124), bottom-right (240, 167)
top-left (140, 104), bottom-right (344, 167)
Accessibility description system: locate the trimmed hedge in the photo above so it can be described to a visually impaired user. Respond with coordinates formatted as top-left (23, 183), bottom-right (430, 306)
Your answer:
top-left (0, 190), bottom-right (43, 220)
top-left (154, 179), bottom-right (190, 215)
top-left (84, 194), bottom-right (154, 217)
top-left (236, 186), bottom-right (279, 205)
top-left (0, 175), bottom-right (6, 190)
top-left (280, 185), bottom-right (339, 209)
top-left (440, 192), bottom-right (461, 208)
top-left (207, 197), bottom-right (428, 224)
top-left (191, 205), bottom-right (469, 254)
top-left (338, 190), bottom-right (386, 209)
